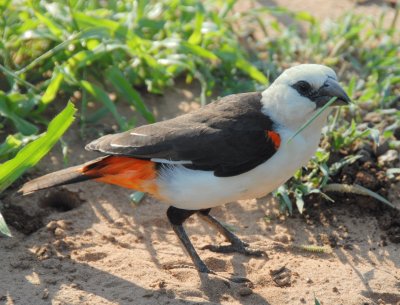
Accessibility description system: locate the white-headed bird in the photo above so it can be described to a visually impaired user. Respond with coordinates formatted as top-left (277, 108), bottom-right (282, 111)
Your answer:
top-left (20, 64), bottom-right (350, 281)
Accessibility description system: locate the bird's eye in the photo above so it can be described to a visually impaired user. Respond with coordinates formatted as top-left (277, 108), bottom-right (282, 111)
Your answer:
top-left (293, 81), bottom-right (312, 96)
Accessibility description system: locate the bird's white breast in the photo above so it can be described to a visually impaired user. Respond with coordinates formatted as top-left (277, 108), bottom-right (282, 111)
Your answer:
top-left (156, 122), bottom-right (325, 210)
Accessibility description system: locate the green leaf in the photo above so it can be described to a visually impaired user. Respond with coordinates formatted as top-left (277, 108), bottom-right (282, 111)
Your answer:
top-left (295, 11), bottom-right (317, 24)
top-left (0, 102), bottom-right (76, 193)
top-left (106, 66), bottom-right (155, 123)
top-left (0, 93), bottom-right (38, 135)
top-left (80, 80), bottom-right (127, 130)
top-left (329, 155), bottom-right (362, 176)
top-left (0, 213), bottom-right (12, 237)
top-left (0, 135), bottom-right (23, 161)
top-left (294, 188), bottom-right (305, 214)
top-left (41, 68), bottom-right (64, 105)
top-left (0, 212), bottom-right (12, 237)
top-left (188, 10), bottom-right (204, 45)
top-left (276, 185), bottom-right (293, 215)
top-left (33, 10), bottom-right (64, 39)
top-left (368, 128), bottom-right (380, 146)
top-left (180, 42), bottom-right (219, 62)
top-left (236, 58), bottom-right (269, 84)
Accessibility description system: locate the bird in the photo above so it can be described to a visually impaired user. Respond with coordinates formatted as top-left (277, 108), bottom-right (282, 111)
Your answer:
top-left (20, 64), bottom-right (350, 282)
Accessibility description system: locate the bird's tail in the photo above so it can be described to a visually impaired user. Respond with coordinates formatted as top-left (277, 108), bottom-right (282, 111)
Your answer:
top-left (19, 156), bottom-right (158, 196)
top-left (18, 157), bottom-right (108, 195)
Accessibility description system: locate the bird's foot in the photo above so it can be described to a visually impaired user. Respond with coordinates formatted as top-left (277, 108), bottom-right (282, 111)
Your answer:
top-left (194, 264), bottom-right (251, 283)
top-left (202, 270), bottom-right (252, 285)
top-left (166, 263), bottom-right (251, 284)
top-left (201, 241), bottom-right (265, 257)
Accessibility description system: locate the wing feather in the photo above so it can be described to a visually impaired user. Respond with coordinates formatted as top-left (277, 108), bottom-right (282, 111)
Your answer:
top-left (86, 92), bottom-right (280, 177)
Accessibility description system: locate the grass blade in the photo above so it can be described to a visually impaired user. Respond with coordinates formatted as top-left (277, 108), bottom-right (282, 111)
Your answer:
top-left (188, 10), bottom-right (204, 45)
top-left (80, 80), bottom-right (127, 130)
top-left (41, 68), bottom-right (64, 105)
top-left (276, 185), bottom-right (293, 215)
top-left (0, 93), bottom-right (38, 135)
top-left (106, 66), bottom-right (155, 123)
top-left (0, 64), bottom-right (37, 91)
top-left (0, 211), bottom-right (12, 237)
top-left (181, 42), bottom-right (219, 62)
top-left (0, 102), bottom-right (76, 193)
top-left (235, 58), bottom-right (269, 84)
top-left (323, 183), bottom-right (396, 209)
top-left (33, 10), bottom-right (64, 39)
top-left (287, 97), bottom-right (337, 143)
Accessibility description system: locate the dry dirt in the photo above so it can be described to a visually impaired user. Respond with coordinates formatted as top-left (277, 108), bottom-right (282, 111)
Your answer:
top-left (1, 1), bottom-right (400, 305)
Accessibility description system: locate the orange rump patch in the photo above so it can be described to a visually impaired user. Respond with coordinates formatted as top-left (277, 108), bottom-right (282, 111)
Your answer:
top-left (82, 156), bottom-right (159, 195)
top-left (266, 131), bottom-right (281, 150)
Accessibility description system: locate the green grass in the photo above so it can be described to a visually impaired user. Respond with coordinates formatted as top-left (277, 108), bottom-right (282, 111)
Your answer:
top-left (0, 102), bottom-right (76, 236)
top-left (0, 0), bottom-right (399, 235)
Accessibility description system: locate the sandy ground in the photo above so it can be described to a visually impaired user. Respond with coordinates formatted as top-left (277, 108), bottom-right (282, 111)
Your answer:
top-left (1, 1), bottom-right (400, 305)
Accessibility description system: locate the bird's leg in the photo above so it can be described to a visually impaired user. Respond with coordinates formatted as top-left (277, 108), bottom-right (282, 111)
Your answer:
top-left (198, 209), bottom-right (264, 257)
top-left (167, 206), bottom-right (253, 284)
top-left (167, 206), bottom-right (211, 273)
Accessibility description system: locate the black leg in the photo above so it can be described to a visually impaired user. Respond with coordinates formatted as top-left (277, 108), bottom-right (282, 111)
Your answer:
top-left (198, 209), bottom-right (264, 257)
top-left (166, 206), bottom-right (211, 273)
top-left (167, 206), bottom-right (256, 283)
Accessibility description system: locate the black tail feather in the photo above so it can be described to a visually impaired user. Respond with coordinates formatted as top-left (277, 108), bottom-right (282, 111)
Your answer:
top-left (19, 157), bottom-right (107, 195)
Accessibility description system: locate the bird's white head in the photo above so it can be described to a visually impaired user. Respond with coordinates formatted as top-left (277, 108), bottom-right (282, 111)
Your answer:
top-left (261, 64), bottom-right (350, 130)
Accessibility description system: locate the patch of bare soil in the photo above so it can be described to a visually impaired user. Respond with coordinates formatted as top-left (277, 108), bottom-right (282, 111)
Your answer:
top-left (1, 2), bottom-right (400, 305)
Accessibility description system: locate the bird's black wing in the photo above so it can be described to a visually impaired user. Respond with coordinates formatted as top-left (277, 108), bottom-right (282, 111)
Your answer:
top-left (86, 92), bottom-right (281, 177)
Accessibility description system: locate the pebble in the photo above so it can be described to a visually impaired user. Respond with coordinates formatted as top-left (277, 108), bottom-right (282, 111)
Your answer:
top-left (273, 234), bottom-right (290, 244)
top-left (70, 283), bottom-right (82, 290)
top-left (378, 149), bottom-right (399, 166)
top-left (42, 289), bottom-right (49, 300)
top-left (42, 258), bottom-right (61, 269)
top-left (56, 220), bottom-right (71, 230)
top-left (270, 266), bottom-right (291, 287)
top-left (54, 227), bottom-right (65, 238)
top-left (270, 266), bottom-right (286, 276)
top-left (238, 287), bottom-right (253, 296)
top-left (46, 221), bottom-right (58, 232)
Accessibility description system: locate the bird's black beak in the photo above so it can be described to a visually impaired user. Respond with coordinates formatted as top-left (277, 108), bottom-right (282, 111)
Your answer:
top-left (314, 78), bottom-right (351, 108)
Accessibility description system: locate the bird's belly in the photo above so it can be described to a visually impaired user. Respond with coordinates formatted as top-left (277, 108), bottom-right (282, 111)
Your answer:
top-left (156, 133), bottom-right (318, 210)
